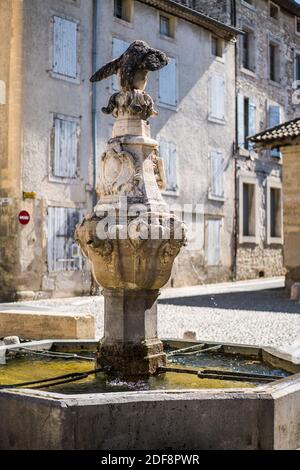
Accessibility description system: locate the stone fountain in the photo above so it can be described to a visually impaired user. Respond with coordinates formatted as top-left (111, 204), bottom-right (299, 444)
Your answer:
top-left (75, 40), bottom-right (186, 376)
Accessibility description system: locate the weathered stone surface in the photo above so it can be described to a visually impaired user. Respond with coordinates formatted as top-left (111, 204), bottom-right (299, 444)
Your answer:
top-left (76, 41), bottom-right (185, 375)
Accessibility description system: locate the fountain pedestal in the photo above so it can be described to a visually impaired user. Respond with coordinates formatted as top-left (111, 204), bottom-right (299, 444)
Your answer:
top-left (75, 41), bottom-right (186, 376)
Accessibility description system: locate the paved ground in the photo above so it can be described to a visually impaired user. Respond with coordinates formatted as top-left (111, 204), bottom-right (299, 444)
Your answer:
top-left (1, 277), bottom-right (300, 349)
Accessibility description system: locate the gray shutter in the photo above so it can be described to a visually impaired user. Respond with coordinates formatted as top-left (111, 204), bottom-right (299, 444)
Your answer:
top-left (211, 151), bottom-right (224, 197)
top-left (53, 117), bottom-right (78, 178)
top-left (209, 75), bottom-right (225, 120)
top-left (159, 57), bottom-right (177, 106)
top-left (160, 141), bottom-right (177, 192)
top-left (268, 105), bottom-right (281, 157)
top-left (47, 207), bottom-right (82, 272)
top-left (237, 93), bottom-right (245, 148)
top-left (112, 38), bottom-right (130, 90)
top-left (207, 219), bottom-right (221, 266)
top-left (53, 16), bottom-right (77, 78)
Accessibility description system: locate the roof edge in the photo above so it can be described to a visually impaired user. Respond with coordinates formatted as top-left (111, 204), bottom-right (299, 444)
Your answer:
top-left (137, 0), bottom-right (243, 41)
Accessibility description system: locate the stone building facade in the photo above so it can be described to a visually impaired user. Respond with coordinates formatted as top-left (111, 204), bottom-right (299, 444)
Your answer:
top-left (0, 0), bottom-right (94, 300)
top-left (183, 0), bottom-right (300, 280)
top-left (0, 0), bottom-right (239, 299)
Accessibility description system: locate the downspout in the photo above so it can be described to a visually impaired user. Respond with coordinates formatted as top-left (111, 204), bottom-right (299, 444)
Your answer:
top-left (232, 0), bottom-right (238, 280)
top-left (92, 0), bottom-right (99, 207)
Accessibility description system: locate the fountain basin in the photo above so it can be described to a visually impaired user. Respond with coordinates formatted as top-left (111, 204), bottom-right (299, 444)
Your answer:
top-left (0, 339), bottom-right (300, 450)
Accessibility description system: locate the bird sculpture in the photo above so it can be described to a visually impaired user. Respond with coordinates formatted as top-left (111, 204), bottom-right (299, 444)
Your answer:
top-left (90, 40), bottom-right (169, 119)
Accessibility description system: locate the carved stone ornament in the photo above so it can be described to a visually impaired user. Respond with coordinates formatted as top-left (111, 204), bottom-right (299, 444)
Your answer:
top-left (75, 41), bottom-right (186, 376)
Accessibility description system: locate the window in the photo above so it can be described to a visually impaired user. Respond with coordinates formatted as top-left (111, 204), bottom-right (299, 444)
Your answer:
top-left (296, 18), bottom-right (300, 35)
top-left (113, 0), bottom-right (132, 22)
top-left (242, 29), bottom-right (255, 72)
top-left (52, 115), bottom-right (79, 178)
top-left (267, 180), bottom-right (282, 244)
top-left (206, 219), bottom-right (221, 266)
top-left (209, 151), bottom-right (224, 199)
top-left (242, 0), bottom-right (255, 8)
top-left (270, 2), bottom-right (279, 19)
top-left (160, 15), bottom-right (170, 36)
top-left (112, 38), bottom-right (130, 91)
top-left (159, 57), bottom-right (177, 107)
top-left (208, 75), bottom-right (226, 122)
top-left (239, 180), bottom-right (257, 243)
top-left (211, 36), bottom-right (223, 58)
top-left (268, 105), bottom-right (281, 158)
top-left (47, 207), bottom-right (83, 272)
top-left (0, 80), bottom-right (5, 105)
top-left (269, 41), bottom-right (280, 82)
top-left (237, 94), bottom-right (256, 149)
top-left (159, 140), bottom-right (178, 193)
top-left (52, 16), bottom-right (78, 80)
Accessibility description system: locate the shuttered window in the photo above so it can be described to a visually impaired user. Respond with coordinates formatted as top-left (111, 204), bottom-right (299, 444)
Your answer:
top-left (237, 93), bottom-right (256, 149)
top-left (268, 105), bottom-right (281, 158)
top-left (52, 116), bottom-right (78, 178)
top-left (47, 207), bottom-right (83, 272)
top-left (53, 16), bottom-right (78, 79)
top-left (159, 140), bottom-right (178, 192)
top-left (209, 75), bottom-right (226, 121)
top-left (210, 151), bottom-right (224, 198)
top-left (159, 57), bottom-right (177, 107)
top-left (206, 219), bottom-right (221, 266)
top-left (112, 38), bottom-right (130, 91)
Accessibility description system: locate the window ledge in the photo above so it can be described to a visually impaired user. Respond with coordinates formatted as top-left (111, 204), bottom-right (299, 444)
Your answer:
top-left (50, 71), bottom-right (80, 85)
top-left (269, 79), bottom-right (282, 88)
top-left (49, 175), bottom-right (80, 184)
top-left (238, 147), bottom-right (251, 157)
top-left (241, 1), bottom-right (256, 11)
top-left (113, 17), bottom-right (134, 29)
top-left (208, 115), bottom-right (226, 126)
top-left (208, 193), bottom-right (225, 202)
top-left (240, 67), bottom-right (256, 78)
top-left (162, 190), bottom-right (179, 197)
top-left (239, 235), bottom-right (258, 244)
top-left (267, 236), bottom-right (283, 245)
top-left (159, 34), bottom-right (175, 43)
top-left (158, 102), bottom-right (178, 112)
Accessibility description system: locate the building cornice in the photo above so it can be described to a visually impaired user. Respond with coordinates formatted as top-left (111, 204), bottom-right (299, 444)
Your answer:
top-left (137, 0), bottom-right (242, 41)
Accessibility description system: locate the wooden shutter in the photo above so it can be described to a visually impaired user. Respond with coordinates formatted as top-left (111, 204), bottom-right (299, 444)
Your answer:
top-left (209, 75), bottom-right (225, 120)
top-left (206, 219), bottom-right (221, 266)
top-left (53, 117), bottom-right (78, 178)
top-left (211, 151), bottom-right (224, 197)
top-left (112, 38), bottom-right (130, 90)
top-left (248, 99), bottom-right (256, 149)
top-left (159, 141), bottom-right (178, 192)
top-left (47, 207), bottom-right (82, 272)
top-left (53, 16), bottom-right (77, 78)
top-left (237, 93), bottom-right (245, 148)
top-left (268, 105), bottom-right (281, 157)
top-left (159, 57), bottom-right (177, 106)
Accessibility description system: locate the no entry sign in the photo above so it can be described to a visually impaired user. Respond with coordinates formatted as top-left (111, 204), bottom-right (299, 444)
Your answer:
top-left (18, 210), bottom-right (30, 225)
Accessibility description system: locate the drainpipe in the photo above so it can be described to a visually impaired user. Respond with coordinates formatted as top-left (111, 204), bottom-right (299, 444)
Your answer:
top-left (92, 0), bottom-right (99, 207)
top-left (232, 0), bottom-right (238, 280)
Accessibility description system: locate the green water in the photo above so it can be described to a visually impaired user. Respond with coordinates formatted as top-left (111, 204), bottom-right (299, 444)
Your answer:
top-left (0, 351), bottom-right (288, 394)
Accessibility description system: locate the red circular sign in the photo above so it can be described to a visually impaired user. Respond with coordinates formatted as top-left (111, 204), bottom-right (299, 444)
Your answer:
top-left (18, 210), bottom-right (30, 225)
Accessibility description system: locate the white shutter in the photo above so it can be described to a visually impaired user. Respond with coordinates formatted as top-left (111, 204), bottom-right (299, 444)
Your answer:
top-left (53, 117), bottom-right (78, 178)
top-left (209, 75), bottom-right (225, 120)
top-left (112, 38), bottom-right (130, 91)
top-left (206, 219), bottom-right (221, 266)
top-left (211, 151), bottom-right (224, 197)
top-left (268, 105), bottom-right (281, 157)
top-left (53, 16), bottom-right (77, 78)
top-left (248, 99), bottom-right (256, 149)
top-left (160, 141), bottom-right (178, 192)
top-left (47, 207), bottom-right (82, 272)
top-left (159, 57), bottom-right (177, 106)
top-left (237, 93), bottom-right (245, 148)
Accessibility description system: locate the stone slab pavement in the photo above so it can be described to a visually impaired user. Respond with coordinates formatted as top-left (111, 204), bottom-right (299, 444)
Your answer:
top-left (1, 276), bottom-right (300, 352)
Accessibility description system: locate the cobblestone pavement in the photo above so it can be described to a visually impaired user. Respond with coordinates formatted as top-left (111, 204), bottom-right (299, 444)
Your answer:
top-left (0, 278), bottom-right (299, 349)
